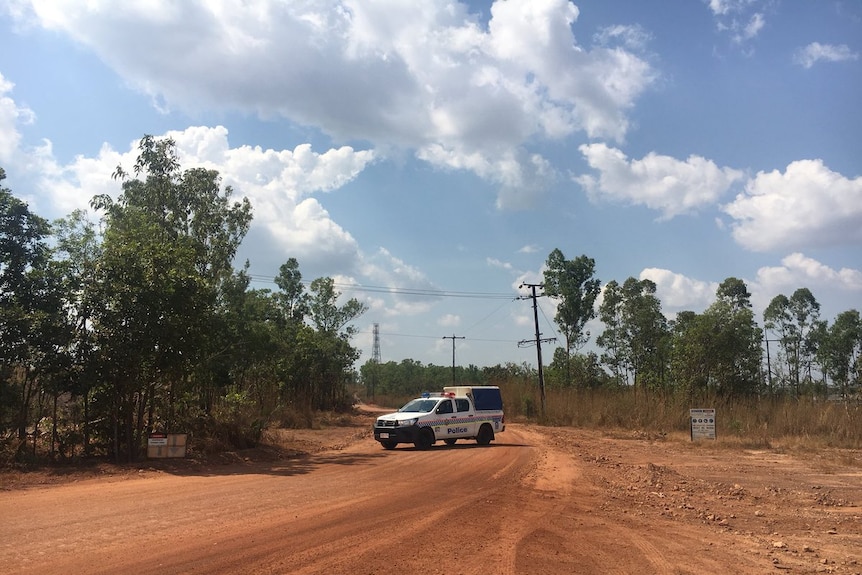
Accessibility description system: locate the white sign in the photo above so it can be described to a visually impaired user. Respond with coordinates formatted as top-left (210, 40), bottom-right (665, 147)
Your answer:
top-left (690, 408), bottom-right (716, 440)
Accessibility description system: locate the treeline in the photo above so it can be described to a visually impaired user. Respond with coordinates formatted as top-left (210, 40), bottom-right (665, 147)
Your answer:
top-left (360, 250), bottom-right (861, 403)
top-left (541, 250), bottom-right (860, 400)
top-left (0, 137), bottom-right (366, 463)
top-left (359, 359), bottom-right (535, 401)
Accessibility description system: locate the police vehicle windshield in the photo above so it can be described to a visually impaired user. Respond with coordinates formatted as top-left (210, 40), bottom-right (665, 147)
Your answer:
top-left (398, 399), bottom-right (439, 413)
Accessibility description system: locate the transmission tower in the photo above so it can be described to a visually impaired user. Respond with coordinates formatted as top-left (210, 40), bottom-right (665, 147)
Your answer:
top-left (372, 323), bottom-right (381, 364)
top-left (370, 323), bottom-right (381, 400)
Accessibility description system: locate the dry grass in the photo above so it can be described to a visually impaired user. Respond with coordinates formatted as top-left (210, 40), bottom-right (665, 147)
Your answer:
top-left (364, 384), bottom-right (861, 454)
top-left (499, 384), bottom-right (862, 451)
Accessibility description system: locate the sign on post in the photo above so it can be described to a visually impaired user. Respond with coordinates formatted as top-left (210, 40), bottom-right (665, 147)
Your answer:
top-left (147, 433), bottom-right (168, 458)
top-left (690, 408), bottom-right (716, 441)
top-left (147, 433), bottom-right (188, 458)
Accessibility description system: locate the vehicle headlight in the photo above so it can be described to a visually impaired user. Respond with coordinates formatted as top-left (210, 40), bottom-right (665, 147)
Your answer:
top-left (397, 418), bottom-right (418, 427)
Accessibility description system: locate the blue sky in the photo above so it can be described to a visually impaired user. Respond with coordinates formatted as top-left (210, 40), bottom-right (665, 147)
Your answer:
top-left (1, 0), bottom-right (860, 369)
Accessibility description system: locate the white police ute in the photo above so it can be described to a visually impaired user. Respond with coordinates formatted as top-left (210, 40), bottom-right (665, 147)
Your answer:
top-left (373, 386), bottom-right (505, 450)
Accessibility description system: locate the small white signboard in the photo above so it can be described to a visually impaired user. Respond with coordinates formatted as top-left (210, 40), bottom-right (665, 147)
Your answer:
top-left (690, 408), bottom-right (716, 441)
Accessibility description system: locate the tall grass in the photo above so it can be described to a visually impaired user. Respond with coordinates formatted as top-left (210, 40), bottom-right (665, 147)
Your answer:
top-left (498, 383), bottom-right (862, 449)
top-left (365, 383), bottom-right (861, 449)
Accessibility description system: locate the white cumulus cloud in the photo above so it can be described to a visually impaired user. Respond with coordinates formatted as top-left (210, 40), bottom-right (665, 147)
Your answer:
top-left (755, 253), bottom-right (862, 293)
top-left (639, 268), bottom-right (718, 313)
top-left (722, 159), bottom-right (862, 252)
top-left (0, 72), bottom-right (35, 164)
top-left (576, 144), bottom-right (744, 219)
top-left (637, 254), bottom-right (862, 326)
top-left (359, 247), bottom-right (440, 317)
top-left (751, 253), bottom-right (862, 319)
top-left (9, 0), bottom-right (655, 210)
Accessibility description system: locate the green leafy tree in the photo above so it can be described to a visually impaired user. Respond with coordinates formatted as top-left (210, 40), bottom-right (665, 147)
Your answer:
top-left (597, 277), bottom-right (669, 394)
top-left (596, 280), bottom-right (627, 384)
top-left (308, 277), bottom-right (368, 337)
top-left (668, 310), bottom-right (707, 397)
top-left (0, 168), bottom-right (66, 450)
top-left (300, 277), bottom-right (367, 410)
top-left (820, 310), bottom-right (861, 398)
top-left (764, 288), bottom-right (821, 396)
top-left (709, 278), bottom-right (763, 396)
top-left (543, 249), bottom-right (600, 386)
top-left (546, 348), bottom-right (608, 388)
top-left (50, 210), bottom-right (103, 454)
top-left (88, 136), bottom-right (252, 461)
top-left (274, 257), bottom-right (309, 323)
top-left (700, 278), bottom-right (762, 397)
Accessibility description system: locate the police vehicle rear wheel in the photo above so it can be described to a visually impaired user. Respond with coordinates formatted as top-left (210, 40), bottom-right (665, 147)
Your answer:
top-left (476, 424), bottom-right (494, 446)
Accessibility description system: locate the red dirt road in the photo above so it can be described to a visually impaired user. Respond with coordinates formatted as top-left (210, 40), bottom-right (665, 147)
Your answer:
top-left (1, 420), bottom-right (860, 574)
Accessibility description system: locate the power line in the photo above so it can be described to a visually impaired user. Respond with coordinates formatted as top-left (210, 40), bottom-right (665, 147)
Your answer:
top-left (537, 298), bottom-right (560, 340)
top-left (362, 330), bottom-right (517, 344)
top-left (246, 274), bottom-right (515, 300)
top-left (461, 297), bottom-right (516, 335)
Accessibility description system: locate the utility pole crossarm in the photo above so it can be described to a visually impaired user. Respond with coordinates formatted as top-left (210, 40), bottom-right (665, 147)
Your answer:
top-left (518, 337), bottom-right (556, 348)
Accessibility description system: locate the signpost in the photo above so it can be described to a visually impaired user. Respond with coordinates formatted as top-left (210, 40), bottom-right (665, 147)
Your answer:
top-left (690, 408), bottom-right (716, 441)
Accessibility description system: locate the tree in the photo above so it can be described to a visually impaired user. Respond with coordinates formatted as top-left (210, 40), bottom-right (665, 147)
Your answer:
top-left (699, 278), bottom-right (763, 397)
top-left (308, 277), bottom-right (367, 337)
top-left (820, 310), bottom-right (861, 398)
top-left (88, 136), bottom-right (252, 461)
top-left (543, 249), bottom-right (600, 385)
top-left (51, 210), bottom-right (102, 454)
top-left (668, 310), bottom-right (707, 397)
top-left (0, 168), bottom-right (65, 450)
top-left (274, 258), bottom-right (308, 323)
top-left (596, 280), bottom-right (627, 384)
top-left (546, 347), bottom-right (608, 388)
top-left (764, 288), bottom-right (821, 396)
top-left (597, 277), bottom-right (669, 393)
top-left (299, 277), bottom-right (367, 410)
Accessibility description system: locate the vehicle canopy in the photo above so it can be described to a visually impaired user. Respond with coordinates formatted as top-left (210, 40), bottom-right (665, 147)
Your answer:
top-left (442, 386), bottom-right (503, 411)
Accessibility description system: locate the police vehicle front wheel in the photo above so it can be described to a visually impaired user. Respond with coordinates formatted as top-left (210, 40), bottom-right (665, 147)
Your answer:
top-left (381, 441), bottom-right (397, 450)
top-left (414, 428), bottom-right (435, 450)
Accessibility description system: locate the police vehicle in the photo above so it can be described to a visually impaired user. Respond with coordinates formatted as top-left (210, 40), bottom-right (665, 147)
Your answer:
top-left (373, 386), bottom-right (505, 450)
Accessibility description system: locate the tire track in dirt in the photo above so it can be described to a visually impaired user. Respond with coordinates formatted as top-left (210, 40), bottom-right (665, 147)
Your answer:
top-left (494, 427), bottom-right (582, 575)
top-left (492, 428), bottom-right (676, 574)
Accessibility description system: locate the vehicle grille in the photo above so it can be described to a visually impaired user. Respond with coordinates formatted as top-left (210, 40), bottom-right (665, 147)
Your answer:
top-left (376, 420), bottom-right (396, 428)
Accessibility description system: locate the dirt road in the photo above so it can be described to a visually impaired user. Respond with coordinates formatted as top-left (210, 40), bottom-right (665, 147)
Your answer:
top-left (1, 419), bottom-right (860, 574)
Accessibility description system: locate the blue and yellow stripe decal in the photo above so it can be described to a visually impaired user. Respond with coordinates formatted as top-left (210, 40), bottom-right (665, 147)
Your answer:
top-left (419, 415), bottom-right (504, 428)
